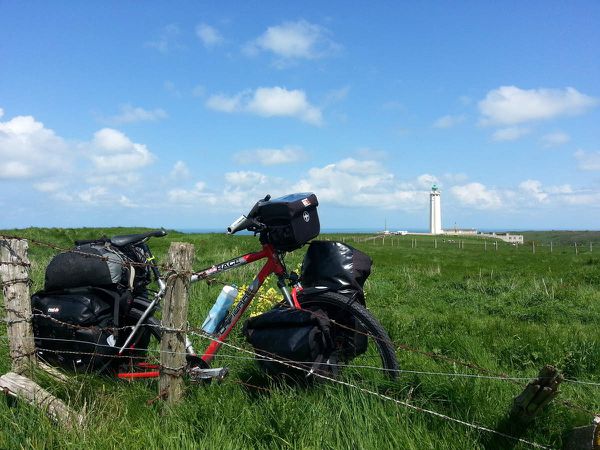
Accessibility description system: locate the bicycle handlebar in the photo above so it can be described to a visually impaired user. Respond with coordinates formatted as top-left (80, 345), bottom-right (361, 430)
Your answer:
top-left (227, 215), bottom-right (252, 234)
top-left (227, 194), bottom-right (272, 234)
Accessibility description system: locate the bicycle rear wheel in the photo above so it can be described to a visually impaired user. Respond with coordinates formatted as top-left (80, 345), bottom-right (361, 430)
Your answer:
top-left (298, 291), bottom-right (399, 382)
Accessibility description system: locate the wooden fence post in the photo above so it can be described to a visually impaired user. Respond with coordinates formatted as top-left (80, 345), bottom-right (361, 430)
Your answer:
top-left (159, 242), bottom-right (194, 404)
top-left (532, 242), bottom-right (535, 254)
top-left (0, 238), bottom-right (83, 428)
top-left (0, 238), bottom-right (36, 374)
top-left (550, 241), bottom-right (553, 253)
top-left (575, 243), bottom-right (578, 255)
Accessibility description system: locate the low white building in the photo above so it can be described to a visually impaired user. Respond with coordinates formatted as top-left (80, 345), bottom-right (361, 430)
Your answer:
top-left (484, 232), bottom-right (524, 244)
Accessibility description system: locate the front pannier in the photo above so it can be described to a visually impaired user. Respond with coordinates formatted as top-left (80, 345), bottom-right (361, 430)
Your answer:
top-left (32, 287), bottom-right (121, 372)
top-left (257, 193), bottom-right (320, 251)
top-left (300, 241), bottom-right (373, 357)
top-left (300, 241), bottom-right (372, 304)
top-left (243, 306), bottom-right (336, 377)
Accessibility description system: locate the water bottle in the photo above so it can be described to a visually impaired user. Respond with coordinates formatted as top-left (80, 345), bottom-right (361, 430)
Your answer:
top-left (201, 285), bottom-right (238, 334)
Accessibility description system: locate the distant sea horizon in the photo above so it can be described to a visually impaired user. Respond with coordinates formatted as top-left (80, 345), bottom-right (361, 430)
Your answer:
top-left (175, 227), bottom-right (530, 235)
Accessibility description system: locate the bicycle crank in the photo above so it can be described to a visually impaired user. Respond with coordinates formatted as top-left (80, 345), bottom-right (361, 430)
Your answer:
top-left (188, 366), bottom-right (229, 383)
top-left (186, 354), bottom-right (229, 383)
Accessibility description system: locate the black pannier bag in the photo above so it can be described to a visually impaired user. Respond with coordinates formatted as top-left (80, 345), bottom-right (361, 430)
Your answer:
top-left (300, 241), bottom-right (373, 357)
top-left (32, 287), bottom-right (122, 372)
top-left (243, 307), bottom-right (336, 377)
top-left (256, 193), bottom-right (320, 251)
top-left (300, 241), bottom-right (372, 304)
top-left (34, 240), bottom-right (154, 373)
top-left (45, 243), bottom-right (130, 292)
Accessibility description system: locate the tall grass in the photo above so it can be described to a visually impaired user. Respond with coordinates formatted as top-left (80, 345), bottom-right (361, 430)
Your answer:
top-left (0, 229), bottom-right (599, 449)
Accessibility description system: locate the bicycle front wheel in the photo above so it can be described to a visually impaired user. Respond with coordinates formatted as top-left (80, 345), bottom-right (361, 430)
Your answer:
top-left (298, 291), bottom-right (399, 382)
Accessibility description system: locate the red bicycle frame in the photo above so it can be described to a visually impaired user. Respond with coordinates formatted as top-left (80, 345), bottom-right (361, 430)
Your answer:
top-left (118, 243), bottom-right (302, 380)
top-left (190, 243), bottom-right (301, 363)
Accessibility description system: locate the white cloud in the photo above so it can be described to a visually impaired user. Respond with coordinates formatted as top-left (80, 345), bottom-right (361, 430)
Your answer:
top-left (118, 195), bottom-right (138, 208)
top-left (433, 114), bottom-right (465, 128)
top-left (245, 20), bottom-right (339, 61)
top-left (479, 86), bottom-right (597, 125)
top-left (90, 128), bottom-right (155, 172)
top-left (337, 158), bottom-right (383, 175)
top-left (206, 86), bottom-right (323, 125)
top-left (205, 92), bottom-right (246, 113)
top-left (88, 172), bottom-right (141, 187)
top-left (561, 192), bottom-right (600, 206)
top-left (234, 147), bottom-right (306, 166)
top-left (292, 158), bottom-right (424, 209)
top-left (417, 174), bottom-right (440, 189)
top-left (166, 175), bottom-right (279, 209)
top-left (224, 171), bottom-right (268, 188)
top-left (105, 104), bottom-right (167, 125)
top-left (546, 184), bottom-right (573, 194)
top-left (196, 23), bottom-right (224, 48)
top-left (540, 131), bottom-right (570, 147)
top-left (354, 148), bottom-right (388, 160)
top-left (248, 87), bottom-right (322, 124)
top-left (451, 182), bottom-right (503, 209)
top-left (78, 186), bottom-right (108, 204)
top-left (170, 160), bottom-right (190, 179)
top-left (323, 86), bottom-right (350, 105)
top-left (519, 179), bottom-right (548, 203)
top-left (0, 113), bottom-right (71, 179)
top-left (491, 126), bottom-right (530, 141)
top-left (574, 150), bottom-right (600, 171)
top-left (516, 179), bottom-right (599, 207)
top-left (145, 24), bottom-right (182, 53)
top-left (33, 181), bottom-right (63, 193)
top-left (168, 181), bottom-right (217, 205)
top-left (441, 173), bottom-right (468, 184)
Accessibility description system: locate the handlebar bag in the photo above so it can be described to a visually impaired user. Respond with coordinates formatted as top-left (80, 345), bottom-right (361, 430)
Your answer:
top-left (257, 193), bottom-right (320, 251)
top-left (242, 306), bottom-right (336, 378)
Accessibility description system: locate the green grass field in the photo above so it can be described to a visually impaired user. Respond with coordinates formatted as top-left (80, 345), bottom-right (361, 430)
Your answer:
top-left (1, 228), bottom-right (599, 449)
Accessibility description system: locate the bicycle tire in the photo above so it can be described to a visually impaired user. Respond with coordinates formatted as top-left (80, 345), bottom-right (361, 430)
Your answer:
top-left (298, 291), bottom-right (399, 380)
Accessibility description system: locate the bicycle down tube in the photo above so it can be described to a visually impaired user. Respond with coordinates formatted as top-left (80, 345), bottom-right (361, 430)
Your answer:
top-left (189, 243), bottom-right (299, 364)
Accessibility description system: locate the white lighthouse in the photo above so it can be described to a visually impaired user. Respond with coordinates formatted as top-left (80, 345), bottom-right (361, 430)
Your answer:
top-left (429, 184), bottom-right (443, 235)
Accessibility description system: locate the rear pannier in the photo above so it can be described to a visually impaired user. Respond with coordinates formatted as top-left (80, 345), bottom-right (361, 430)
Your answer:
top-left (32, 287), bottom-right (122, 372)
top-left (45, 243), bottom-right (130, 291)
top-left (257, 193), bottom-right (320, 251)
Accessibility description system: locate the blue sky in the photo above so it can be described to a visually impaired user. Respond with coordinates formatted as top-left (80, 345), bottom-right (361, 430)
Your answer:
top-left (1, 1), bottom-right (599, 231)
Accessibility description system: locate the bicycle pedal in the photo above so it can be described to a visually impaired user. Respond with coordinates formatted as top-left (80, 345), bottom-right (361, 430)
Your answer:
top-left (188, 366), bottom-right (229, 383)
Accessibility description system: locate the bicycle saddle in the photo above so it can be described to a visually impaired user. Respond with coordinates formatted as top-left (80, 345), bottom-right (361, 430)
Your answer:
top-left (110, 229), bottom-right (167, 247)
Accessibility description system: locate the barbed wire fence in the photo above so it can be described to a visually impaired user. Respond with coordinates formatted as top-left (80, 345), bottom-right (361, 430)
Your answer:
top-left (338, 233), bottom-right (599, 256)
top-left (0, 234), bottom-right (599, 448)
